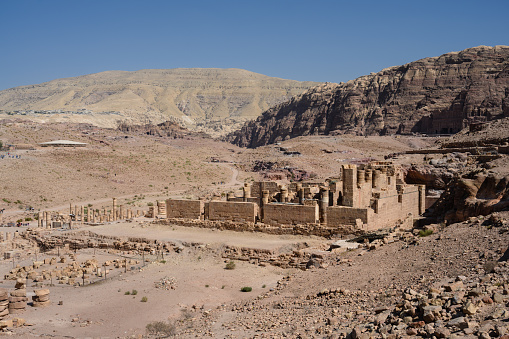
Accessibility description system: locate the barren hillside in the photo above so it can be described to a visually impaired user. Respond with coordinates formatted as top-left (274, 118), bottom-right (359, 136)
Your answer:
top-left (0, 69), bottom-right (319, 137)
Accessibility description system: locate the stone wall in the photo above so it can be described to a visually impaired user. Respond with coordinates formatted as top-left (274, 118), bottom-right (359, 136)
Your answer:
top-left (251, 181), bottom-right (280, 198)
top-left (165, 199), bottom-right (204, 220)
top-left (263, 203), bottom-right (319, 225)
top-left (326, 206), bottom-right (373, 227)
top-left (206, 201), bottom-right (258, 223)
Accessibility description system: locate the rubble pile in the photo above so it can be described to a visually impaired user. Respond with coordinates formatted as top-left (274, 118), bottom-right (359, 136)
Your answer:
top-left (0, 289), bottom-right (8, 320)
top-left (32, 289), bottom-right (50, 307)
top-left (155, 276), bottom-right (177, 290)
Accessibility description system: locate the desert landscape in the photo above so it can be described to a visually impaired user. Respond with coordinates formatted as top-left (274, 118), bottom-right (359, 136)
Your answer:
top-left (0, 44), bottom-right (508, 339)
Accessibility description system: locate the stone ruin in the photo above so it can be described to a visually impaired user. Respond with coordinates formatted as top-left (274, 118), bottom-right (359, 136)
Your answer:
top-left (36, 200), bottom-right (145, 229)
top-left (34, 161), bottom-right (423, 237)
top-left (159, 162), bottom-right (425, 235)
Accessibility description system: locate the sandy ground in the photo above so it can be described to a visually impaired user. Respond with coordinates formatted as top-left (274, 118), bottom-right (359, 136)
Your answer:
top-left (1, 219), bottom-right (319, 338)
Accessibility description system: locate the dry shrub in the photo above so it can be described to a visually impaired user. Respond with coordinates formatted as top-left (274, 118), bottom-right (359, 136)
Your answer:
top-left (146, 321), bottom-right (176, 337)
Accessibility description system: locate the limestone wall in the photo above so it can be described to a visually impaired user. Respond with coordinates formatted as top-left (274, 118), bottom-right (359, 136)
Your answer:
top-left (165, 199), bottom-right (204, 220)
top-left (206, 201), bottom-right (258, 223)
top-left (372, 187), bottom-right (420, 228)
top-left (251, 182), bottom-right (280, 198)
top-left (326, 206), bottom-right (373, 227)
top-left (263, 203), bottom-right (319, 225)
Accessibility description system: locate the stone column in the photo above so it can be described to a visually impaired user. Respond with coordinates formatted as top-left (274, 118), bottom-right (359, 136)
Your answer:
top-left (280, 186), bottom-right (288, 203)
top-left (373, 170), bottom-right (382, 189)
top-left (357, 169), bottom-right (365, 188)
top-left (320, 186), bottom-right (329, 223)
top-left (69, 203), bottom-right (73, 216)
top-left (297, 184), bottom-right (304, 204)
top-left (38, 212), bottom-right (43, 228)
top-left (112, 198), bottom-right (118, 221)
top-left (365, 169), bottom-right (373, 184)
top-left (119, 205), bottom-right (125, 220)
top-left (418, 185), bottom-right (426, 215)
top-left (80, 206), bottom-right (84, 223)
top-left (261, 190), bottom-right (269, 222)
top-left (46, 212), bottom-right (51, 229)
top-left (243, 183), bottom-right (251, 202)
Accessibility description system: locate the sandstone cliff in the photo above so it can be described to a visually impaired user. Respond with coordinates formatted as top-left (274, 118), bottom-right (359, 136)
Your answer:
top-left (226, 46), bottom-right (509, 148)
top-left (0, 68), bottom-right (319, 137)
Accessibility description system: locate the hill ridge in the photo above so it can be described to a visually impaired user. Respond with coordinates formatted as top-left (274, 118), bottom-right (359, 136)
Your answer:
top-left (0, 68), bottom-right (320, 137)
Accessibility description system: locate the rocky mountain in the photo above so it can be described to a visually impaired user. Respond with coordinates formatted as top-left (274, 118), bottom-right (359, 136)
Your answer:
top-left (226, 46), bottom-right (509, 148)
top-left (0, 68), bottom-right (319, 137)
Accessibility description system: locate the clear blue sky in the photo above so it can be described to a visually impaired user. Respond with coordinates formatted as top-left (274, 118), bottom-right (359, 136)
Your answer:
top-left (1, 0), bottom-right (507, 91)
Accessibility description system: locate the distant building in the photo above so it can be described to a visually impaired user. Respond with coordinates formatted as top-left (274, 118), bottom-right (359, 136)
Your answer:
top-left (39, 140), bottom-right (87, 147)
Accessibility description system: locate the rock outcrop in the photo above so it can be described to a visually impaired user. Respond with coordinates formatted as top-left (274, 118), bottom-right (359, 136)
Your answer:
top-left (226, 46), bottom-right (509, 148)
top-left (430, 173), bottom-right (509, 223)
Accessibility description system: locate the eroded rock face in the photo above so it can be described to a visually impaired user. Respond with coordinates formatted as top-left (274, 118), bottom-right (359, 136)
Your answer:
top-left (227, 46), bottom-right (509, 148)
top-left (431, 173), bottom-right (509, 222)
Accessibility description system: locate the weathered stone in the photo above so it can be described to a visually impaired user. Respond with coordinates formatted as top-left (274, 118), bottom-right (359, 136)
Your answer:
top-left (493, 292), bottom-right (504, 303)
top-left (447, 316), bottom-right (468, 329)
top-left (463, 301), bottom-right (478, 315)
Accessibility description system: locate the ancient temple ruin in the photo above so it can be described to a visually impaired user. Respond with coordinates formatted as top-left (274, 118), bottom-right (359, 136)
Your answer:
top-left (164, 162), bottom-right (425, 233)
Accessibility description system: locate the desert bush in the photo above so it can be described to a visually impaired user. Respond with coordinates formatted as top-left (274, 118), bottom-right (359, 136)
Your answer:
top-left (225, 260), bottom-right (236, 270)
top-left (418, 229), bottom-right (433, 237)
top-left (131, 289), bottom-right (138, 295)
top-left (241, 286), bottom-right (252, 292)
top-left (124, 291), bottom-right (130, 295)
top-left (141, 296), bottom-right (147, 302)
top-left (146, 321), bottom-right (175, 336)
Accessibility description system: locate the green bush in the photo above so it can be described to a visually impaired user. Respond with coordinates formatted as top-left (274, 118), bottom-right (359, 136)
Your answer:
top-left (225, 260), bottom-right (236, 270)
top-left (141, 296), bottom-right (147, 302)
top-left (418, 229), bottom-right (433, 237)
top-left (124, 291), bottom-right (130, 295)
top-left (131, 289), bottom-right (138, 295)
top-left (240, 287), bottom-right (252, 292)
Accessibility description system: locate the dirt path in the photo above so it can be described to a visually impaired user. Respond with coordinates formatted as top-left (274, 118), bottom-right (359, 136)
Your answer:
top-left (207, 162), bottom-right (242, 187)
